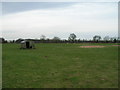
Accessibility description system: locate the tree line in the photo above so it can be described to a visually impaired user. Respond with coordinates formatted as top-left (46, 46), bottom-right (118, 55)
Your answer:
top-left (1, 33), bottom-right (120, 43)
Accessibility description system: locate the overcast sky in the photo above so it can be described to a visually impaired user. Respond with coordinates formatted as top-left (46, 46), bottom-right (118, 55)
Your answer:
top-left (1, 1), bottom-right (118, 40)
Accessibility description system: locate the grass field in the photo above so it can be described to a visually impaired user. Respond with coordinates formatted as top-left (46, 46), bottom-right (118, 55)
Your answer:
top-left (2, 43), bottom-right (118, 88)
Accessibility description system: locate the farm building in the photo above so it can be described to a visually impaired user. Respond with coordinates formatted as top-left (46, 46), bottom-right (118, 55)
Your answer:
top-left (20, 40), bottom-right (35, 49)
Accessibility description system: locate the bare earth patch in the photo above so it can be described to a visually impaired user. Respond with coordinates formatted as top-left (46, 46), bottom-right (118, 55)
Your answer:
top-left (80, 46), bottom-right (105, 48)
top-left (80, 45), bottom-right (120, 48)
top-left (112, 45), bottom-right (120, 46)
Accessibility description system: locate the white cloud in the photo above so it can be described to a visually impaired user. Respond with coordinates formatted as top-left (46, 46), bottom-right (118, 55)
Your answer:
top-left (1, 0), bottom-right (120, 2)
top-left (2, 3), bottom-right (118, 40)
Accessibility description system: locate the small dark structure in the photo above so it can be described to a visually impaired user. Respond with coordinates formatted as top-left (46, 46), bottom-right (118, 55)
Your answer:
top-left (20, 40), bottom-right (35, 49)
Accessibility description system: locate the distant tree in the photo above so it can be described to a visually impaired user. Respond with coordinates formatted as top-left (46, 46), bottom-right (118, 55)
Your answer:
top-left (104, 36), bottom-right (110, 42)
top-left (12, 40), bottom-right (15, 43)
top-left (40, 35), bottom-right (46, 40)
top-left (110, 37), bottom-right (114, 41)
top-left (52, 37), bottom-right (60, 43)
top-left (0, 38), bottom-right (7, 43)
top-left (110, 37), bottom-right (117, 43)
top-left (113, 38), bottom-right (117, 43)
top-left (1, 38), bottom-right (4, 43)
top-left (15, 38), bottom-right (24, 43)
top-left (53, 36), bottom-right (60, 41)
top-left (78, 39), bottom-right (81, 43)
top-left (93, 35), bottom-right (101, 42)
top-left (117, 37), bottom-right (120, 42)
top-left (68, 33), bottom-right (77, 41)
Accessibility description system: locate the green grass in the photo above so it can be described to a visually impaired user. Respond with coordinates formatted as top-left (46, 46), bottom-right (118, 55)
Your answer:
top-left (2, 43), bottom-right (118, 88)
